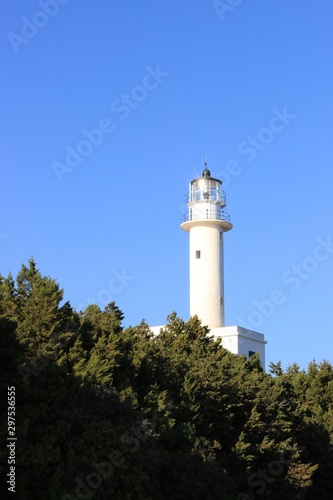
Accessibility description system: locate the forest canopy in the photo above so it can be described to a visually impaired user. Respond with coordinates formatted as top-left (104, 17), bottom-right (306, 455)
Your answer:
top-left (0, 259), bottom-right (332, 499)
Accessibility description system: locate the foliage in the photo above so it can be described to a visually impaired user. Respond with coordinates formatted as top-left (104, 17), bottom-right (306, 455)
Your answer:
top-left (0, 261), bottom-right (332, 498)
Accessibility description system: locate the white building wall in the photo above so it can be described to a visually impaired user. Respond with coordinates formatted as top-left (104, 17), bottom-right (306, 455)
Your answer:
top-left (210, 326), bottom-right (266, 367)
top-left (149, 326), bottom-right (164, 336)
top-left (150, 325), bottom-right (266, 368)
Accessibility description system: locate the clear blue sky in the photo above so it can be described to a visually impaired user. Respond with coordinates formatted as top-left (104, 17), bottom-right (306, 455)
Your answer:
top-left (1, 0), bottom-right (333, 369)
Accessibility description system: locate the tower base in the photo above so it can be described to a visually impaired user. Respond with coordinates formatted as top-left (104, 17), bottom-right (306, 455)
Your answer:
top-left (150, 325), bottom-right (266, 368)
top-left (210, 325), bottom-right (266, 367)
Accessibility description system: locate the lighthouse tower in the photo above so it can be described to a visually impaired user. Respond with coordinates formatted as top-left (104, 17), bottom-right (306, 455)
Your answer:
top-left (179, 163), bottom-right (267, 366)
top-left (180, 165), bottom-right (232, 329)
top-left (151, 162), bottom-right (266, 367)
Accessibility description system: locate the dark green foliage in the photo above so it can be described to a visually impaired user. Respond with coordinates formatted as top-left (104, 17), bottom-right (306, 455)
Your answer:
top-left (0, 261), bottom-right (332, 498)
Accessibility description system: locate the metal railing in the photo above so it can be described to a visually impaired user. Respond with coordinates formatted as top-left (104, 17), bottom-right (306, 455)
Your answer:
top-left (182, 209), bottom-right (231, 223)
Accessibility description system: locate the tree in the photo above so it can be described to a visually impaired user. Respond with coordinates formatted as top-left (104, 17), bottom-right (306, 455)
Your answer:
top-left (1, 261), bottom-right (332, 498)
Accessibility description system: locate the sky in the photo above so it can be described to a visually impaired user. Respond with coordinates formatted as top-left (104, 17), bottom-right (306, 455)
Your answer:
top-left (1, 0), bottom-right (333, 370)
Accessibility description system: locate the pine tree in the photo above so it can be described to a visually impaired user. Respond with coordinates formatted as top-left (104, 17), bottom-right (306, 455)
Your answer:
top-left (1, 261), bottom-right (333, 498)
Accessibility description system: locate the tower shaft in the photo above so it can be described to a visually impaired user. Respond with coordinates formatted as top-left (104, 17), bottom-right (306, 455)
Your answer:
top-left (181, 166), bottom-right (232, 329)
top-left (189, 223), bottom-right (225, 328)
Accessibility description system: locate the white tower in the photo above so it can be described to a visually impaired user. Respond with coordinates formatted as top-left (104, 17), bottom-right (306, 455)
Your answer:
top-left (151, 162), bottom-right (266, 368)
top-left (181, 165), bottom-right (232, 329)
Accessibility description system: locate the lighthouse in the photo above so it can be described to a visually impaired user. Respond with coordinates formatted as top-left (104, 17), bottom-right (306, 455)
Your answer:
top-left (151, 162), bottom-right (266, 367)
top-left (179, 163), bottom-right (267, 366)
top-left (180, 165), bottom-right (232, 329)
